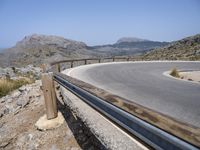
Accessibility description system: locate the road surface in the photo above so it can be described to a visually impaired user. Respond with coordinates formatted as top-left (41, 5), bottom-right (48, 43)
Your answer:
top-left (64, 61), bottom-right (200, 127)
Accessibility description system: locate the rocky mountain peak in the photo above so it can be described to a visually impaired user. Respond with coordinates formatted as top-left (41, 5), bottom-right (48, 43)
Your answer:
top-left (16, 34), bottom-right (87, 48)
top-left (0, 34), bottom-right (97, 67)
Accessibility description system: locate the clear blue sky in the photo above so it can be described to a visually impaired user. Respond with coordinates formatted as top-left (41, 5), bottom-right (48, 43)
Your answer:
top-left (0, 0), bottom-right (200, 47)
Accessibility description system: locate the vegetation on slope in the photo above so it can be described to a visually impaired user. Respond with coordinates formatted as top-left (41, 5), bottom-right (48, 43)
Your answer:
top-left (0, 78), bottom-right (33, 98)
top-left (141, 34), bottom-right (200, 60)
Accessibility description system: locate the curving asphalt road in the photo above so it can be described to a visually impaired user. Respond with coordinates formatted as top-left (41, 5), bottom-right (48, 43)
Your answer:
top-left (64, 61), bottom-right (200, 127)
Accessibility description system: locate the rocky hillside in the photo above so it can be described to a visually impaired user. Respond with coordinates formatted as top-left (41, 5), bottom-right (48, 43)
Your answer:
top-left (0, 34), bottom-right (106, 67)
top-left (91, 37), bottom-right (168, 56)
top-left (0, 80), bottom-right (103, 149)
top-left (141, 34), bottom-right (200, 60)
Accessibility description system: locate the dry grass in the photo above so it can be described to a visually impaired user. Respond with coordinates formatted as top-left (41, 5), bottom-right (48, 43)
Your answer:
top-left (170, 68), bottom-right (180, 78)
top-left (0, 78), bottom-right (33, 98)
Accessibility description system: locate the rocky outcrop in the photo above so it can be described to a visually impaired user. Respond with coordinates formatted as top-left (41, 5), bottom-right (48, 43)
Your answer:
top-left (0, 80), bottom-right (82, 150)
top-left (0, 65), bottom-right (42, 79)
top-left (0, 67), bottom-right (15, 78)
top-left (0, 79), bottom-right (106, 149)
top-left (0, 80), bottom-right (42, 118)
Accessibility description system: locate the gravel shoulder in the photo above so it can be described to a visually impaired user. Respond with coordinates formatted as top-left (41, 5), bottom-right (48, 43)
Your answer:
top-left (60, 86), bottom-right (148, 150)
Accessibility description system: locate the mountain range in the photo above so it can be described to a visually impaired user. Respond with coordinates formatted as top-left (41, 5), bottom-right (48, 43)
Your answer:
top-left (0, 34), bottom-right (168, 67)
top-left (0, 34), bottom-right (199, 67)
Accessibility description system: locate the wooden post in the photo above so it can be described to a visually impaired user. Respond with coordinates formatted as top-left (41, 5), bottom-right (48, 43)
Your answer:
top-left (98, 59), bottom-right (101, 63)
top-left (41, 72), bottom-right (58, 119)
top-left (127, 57), bottom-right (130, 61)
top-left (84, 59), bottom-right (87, 65)
top-left (56, 64), bottom-right (61, 72)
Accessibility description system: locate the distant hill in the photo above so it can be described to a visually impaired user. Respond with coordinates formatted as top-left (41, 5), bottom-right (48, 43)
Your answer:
top-left (90, 37), bottom-right (169, 56)
top-left (0, 34), bottom-right (107, 67)
top-left (141, 34), bottom-right (200, 60)
top-left (116, 37), bottom-right (149, 43)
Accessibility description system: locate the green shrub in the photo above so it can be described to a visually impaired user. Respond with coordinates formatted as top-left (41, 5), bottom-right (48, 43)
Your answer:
top-left (170, 68), bottom-right (180, 78)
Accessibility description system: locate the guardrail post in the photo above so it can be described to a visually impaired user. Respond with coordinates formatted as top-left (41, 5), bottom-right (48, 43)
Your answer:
top-left (41, 72), bottom-right (58, 119)
top-left (56, 64), bottom-right (61, 72)
top-left (113, 57), bottom-right (115, 62)
top-left (71, 61), bottom-right (74, 68)
top-left (98, 59), bottom-right (101, 63)
top-left (84, 59), bottom-right (87, 65)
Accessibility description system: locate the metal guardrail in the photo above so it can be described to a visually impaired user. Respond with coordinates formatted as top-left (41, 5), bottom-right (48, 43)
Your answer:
top-left (50, 56), bottom-right (130, 66)
top-left (42, 57), bottom-right (200, 149)
top-left (54, 73), bottom-right (198, 150)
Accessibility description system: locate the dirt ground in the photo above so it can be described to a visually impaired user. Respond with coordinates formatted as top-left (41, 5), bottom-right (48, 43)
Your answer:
top-left (0, 81), bottom-right (82, 150)
top-left (0, 80), bottom-right (105, 150)
top-left (179, 71), bottom-right (200, 83)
